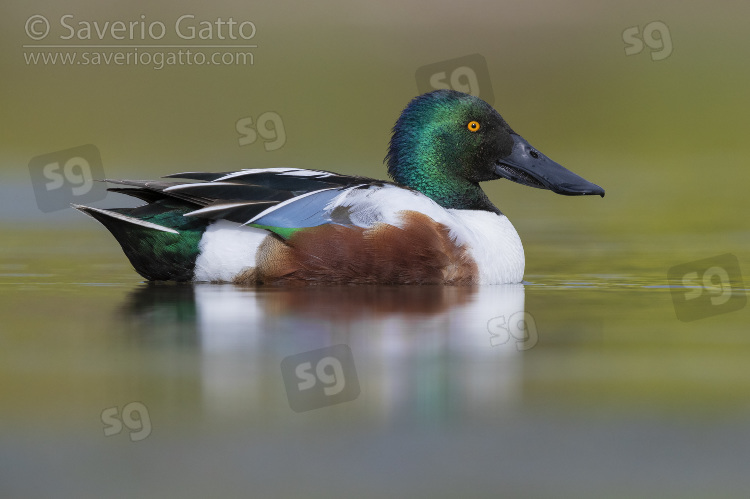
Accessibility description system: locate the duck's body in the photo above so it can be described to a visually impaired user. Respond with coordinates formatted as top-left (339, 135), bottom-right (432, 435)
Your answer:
top-left (76, 90), bottom-right (603, 285)
top-left (76, 168), bottom-right (524, 284)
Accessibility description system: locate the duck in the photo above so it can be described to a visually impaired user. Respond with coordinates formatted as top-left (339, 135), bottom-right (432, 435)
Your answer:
top-left (74, 90), bottom-right (604, 285)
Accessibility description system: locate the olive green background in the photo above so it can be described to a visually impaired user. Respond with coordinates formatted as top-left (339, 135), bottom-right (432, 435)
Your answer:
top-left (2, 0), bottom-right (748, 235)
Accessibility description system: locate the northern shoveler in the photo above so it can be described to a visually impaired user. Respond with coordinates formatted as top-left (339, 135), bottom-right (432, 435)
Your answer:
top-left (75, 90), bottom-right (604, 285)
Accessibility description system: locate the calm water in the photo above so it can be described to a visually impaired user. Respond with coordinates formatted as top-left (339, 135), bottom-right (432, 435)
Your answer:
top-left (1, 226), bottom-right (748, 498)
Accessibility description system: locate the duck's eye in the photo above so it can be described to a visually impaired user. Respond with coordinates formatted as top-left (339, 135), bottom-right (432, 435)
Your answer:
top-left (467, 121), bottom-right (481, 132)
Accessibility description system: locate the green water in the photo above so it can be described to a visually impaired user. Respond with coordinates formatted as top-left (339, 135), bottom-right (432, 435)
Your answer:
top-left (2, 224), bottom-right (748, 498)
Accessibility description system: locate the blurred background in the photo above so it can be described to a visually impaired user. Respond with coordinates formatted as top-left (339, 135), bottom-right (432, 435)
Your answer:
top-left (1, 0), bottom-right (749, 497)
top-left (3, 0), bottom-right (749, 234)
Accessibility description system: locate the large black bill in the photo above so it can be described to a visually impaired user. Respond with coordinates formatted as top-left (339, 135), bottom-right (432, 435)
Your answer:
top-left (494, 134), bottom-right (605, 197)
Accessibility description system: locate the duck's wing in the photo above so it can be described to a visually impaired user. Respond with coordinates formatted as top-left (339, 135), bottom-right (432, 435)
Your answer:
top-left (245, 181), bottom-right (453, 240)
top-left (73, 168), bottom-right (387, 281)
top-left (156, 168), bottom-right (446, 238)
top-left (106, 168), bottom-right (380, 225)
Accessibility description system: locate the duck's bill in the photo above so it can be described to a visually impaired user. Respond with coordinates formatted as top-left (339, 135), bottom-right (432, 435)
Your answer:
top-left (494, 134), bottom-right (605, 197)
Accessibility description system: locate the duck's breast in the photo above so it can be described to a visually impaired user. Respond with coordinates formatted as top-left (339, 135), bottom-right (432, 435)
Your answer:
top-left (446, 210), bottom-right (525, 284)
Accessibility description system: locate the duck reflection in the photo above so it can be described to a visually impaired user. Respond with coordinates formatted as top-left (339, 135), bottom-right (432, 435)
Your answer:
top-left (120, 283), bottom-right (529, 423)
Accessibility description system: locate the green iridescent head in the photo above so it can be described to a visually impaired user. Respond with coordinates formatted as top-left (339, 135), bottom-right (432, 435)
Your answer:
top-left (385, 90), bottom-right (604, 212)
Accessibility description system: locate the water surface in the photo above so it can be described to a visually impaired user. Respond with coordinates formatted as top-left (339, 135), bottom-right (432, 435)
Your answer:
top-left (2, 226), bottom-right (748, 498)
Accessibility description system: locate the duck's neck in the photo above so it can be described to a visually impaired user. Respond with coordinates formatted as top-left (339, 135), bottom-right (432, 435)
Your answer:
top-left (388, 161), bottom-right (500, 214)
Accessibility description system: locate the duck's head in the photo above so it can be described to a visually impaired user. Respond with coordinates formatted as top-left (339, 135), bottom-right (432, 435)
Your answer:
top-left (386, 90), bottom-right (604, 212)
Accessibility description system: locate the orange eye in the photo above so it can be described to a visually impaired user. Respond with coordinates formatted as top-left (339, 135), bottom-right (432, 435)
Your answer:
top-left (467, 121), bottom-right (480, 132)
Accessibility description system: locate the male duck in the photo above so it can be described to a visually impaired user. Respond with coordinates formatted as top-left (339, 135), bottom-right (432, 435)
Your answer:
top-left (75, 90), bottom-right (604, 285)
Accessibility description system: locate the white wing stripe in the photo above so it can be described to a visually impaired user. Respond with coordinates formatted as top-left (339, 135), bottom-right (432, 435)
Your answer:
top-left (164, 182), bottom-right (243, 192)
top-left (215, 168), bottom-right (337, 182)
top-left (184, 202), bottom-right (265, 218)
top-left (72, 205), bottom-right (179, 234)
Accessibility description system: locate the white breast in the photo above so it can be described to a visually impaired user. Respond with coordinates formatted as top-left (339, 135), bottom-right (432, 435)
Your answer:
top-left (446, 210), bottom-right (525, 285)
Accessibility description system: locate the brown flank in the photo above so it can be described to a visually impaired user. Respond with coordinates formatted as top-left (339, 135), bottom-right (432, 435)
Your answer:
top-left (234, 211), bottom-right (479, 285)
